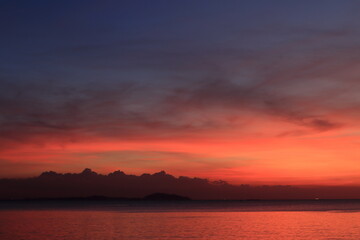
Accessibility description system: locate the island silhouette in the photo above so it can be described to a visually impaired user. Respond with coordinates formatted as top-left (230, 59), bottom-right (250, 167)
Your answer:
top-left (1, 168), bottom-right (360, 200)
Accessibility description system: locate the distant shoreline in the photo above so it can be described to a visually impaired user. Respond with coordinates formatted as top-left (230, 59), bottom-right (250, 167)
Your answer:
top-left (2, 197), bottom-right (360, 202)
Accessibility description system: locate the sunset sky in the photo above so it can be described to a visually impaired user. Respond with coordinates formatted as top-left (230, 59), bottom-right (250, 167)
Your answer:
top-left (1, 0), bottom-right (360, 185)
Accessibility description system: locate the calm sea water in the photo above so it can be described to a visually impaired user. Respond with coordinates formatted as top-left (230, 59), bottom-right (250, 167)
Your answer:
top-left (1, 200), bottom-right (360, 240)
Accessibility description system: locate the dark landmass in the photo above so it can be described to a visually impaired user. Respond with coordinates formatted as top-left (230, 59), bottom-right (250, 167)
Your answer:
top-left (143, 193), bottom-right (191, 201)
top-left (2, 168), bottom-right (360, 200)
top-left (1, 193), bottom-right (191, 202)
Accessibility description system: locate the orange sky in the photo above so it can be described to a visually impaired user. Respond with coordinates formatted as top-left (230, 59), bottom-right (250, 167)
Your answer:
top-left (2, 110), bottom-right (360, 185)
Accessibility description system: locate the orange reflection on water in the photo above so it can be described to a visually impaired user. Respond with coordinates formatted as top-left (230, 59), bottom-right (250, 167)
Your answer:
top-left (0, 210), bottom-right (360, 240)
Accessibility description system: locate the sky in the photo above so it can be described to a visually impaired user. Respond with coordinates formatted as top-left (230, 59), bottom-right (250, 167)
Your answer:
top-left (1, 0), bottom-right (360, 185)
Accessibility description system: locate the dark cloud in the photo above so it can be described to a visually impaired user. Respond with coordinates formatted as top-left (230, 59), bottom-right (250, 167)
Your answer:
top-left (0, 71), bottom-right (346, 151)
top-left (0, 77), bottom-right (226, 149)
top-left (1, 0), bottom-right (360, 150)
top-left (303, 119), bottom-right (342, 132)
top-left (165, 78), bottom-right (342, 132)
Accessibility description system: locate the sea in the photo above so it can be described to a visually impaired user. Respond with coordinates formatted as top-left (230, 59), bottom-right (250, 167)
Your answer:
top-left (1, 200), bottom-right (360, 240)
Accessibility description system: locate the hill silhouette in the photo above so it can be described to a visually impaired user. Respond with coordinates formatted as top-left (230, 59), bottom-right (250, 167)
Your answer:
top-left (1, 169), bottom-right (360, 200)
top-left (144, 193), bottom-right (191, 201)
